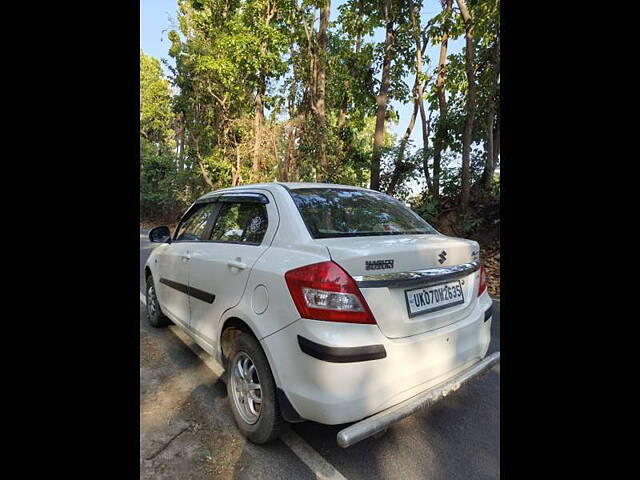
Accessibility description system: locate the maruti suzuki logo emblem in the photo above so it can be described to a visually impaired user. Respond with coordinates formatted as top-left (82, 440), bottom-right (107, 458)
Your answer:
top-left (438, 250), bottom-right (447, 264)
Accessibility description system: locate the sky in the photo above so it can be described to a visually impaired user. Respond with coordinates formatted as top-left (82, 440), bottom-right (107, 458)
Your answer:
top-left (140, 0), bottom-right (466, 190)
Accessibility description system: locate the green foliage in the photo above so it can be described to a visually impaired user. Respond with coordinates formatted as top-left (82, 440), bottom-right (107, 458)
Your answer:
top-left (140, 51), bottom-right (175, 147)
top-left (411, 196), bottom-right (440, 224)
top-left (140, 138), bottom-right (205, 220)
top-left (140, 0), bottom-right (500, 232)
top-left (489, 170), bottom-right (500, 196)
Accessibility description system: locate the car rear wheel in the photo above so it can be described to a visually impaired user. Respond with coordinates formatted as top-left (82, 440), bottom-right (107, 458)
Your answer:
top-left (227, 332), bottom-right (287, 444)
top-left (146, 276), bottom-right (171, 327)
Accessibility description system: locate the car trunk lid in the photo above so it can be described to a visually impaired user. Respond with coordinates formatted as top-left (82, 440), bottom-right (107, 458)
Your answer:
top-left (316, 234), bottom-right (481, 338)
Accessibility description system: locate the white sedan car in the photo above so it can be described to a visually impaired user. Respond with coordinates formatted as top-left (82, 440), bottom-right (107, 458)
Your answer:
top-left (144, 182), bottom-right (500, 447)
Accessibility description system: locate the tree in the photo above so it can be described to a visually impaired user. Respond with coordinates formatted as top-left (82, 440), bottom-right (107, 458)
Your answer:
top-left (140, 51), bottom-right (175, 150)
top-left (473, 0), bottom-right (500, 191)
top-left (386, 0), bottom-right (430, 195)
top-left (370, 0), bottom-right (394, 191)
top-left (333, 0), bottom-right (378, 181)
top-left (410, 0), bottom-right (432, 194)
top-left (456, 0), bottom-right (476, 212)
top-left (140, 0), bottom-right (500, 238)
top-left (316, 0), bottom-right (330, 181)
top-left (168, 0), bottom-right (290, 188)
top-left (429, 0), bottom-right (454, 199)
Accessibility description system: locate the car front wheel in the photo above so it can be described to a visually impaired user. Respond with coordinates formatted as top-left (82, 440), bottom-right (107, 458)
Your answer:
top-left (146, 276), bottom-right (171, 327)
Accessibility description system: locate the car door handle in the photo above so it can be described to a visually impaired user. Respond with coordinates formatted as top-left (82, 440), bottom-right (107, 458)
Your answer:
top-left (181, 254), bottom-right (191, 262)
top-left (228, 260), bottom-right (246, 270)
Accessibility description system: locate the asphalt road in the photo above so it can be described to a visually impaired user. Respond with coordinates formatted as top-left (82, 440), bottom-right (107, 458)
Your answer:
top-left (139, 230), bottom-right (500, 479)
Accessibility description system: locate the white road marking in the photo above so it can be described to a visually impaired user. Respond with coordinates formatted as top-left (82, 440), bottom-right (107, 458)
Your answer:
top-left (281, 431), bottom-right (348, 480)
top-left (138, 291), bottom-right (347, 479)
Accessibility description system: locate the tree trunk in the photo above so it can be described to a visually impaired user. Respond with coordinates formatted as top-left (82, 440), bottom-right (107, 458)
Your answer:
top-left (433, 0), bottom-right (452, 200)
top-left (481, 39), bottom-right (500, 191)
top-left (284, 124), bottom-right (296, 182)
top-left (290, 118), bottom-right (303, 181)
top-left (370, 0), bottom-right (394, 191)
top-left (481, 107), bottom-right (494, 189)
top-left (481, 111), bottom-right (499, 189)
top-left (301, 11), bottom-right (317, 112)
top-left (196, 154), bottom-right (214, 188)
top-left (456, 0), bottom-right (475, 212)
top-left (252, 76), bottom-right (265, 175)
top-left (232, 141), bottom-right (241, 186)
top-left (334, 32), bottom-right (361, 180)
top-left (175, 112), bottom-right (184, 170)
top-left (493, 112), bottom-right (500, 166)
top-left (410, 0), bottom-right (432, 194)
top-left (316, 1), bottom-right (330, 182)
top-left (251, 3), bottom-right (277, 178)
top-left (177, 131), bottom-right (184, 171)
top-left (387, 100), bottom-right (419, 195)
top-left (387, 18), bottom-right (429, 196)
top-left (190, 130), bottom-right (214, 188)
top-left (418, 101), bottom-right (431, 190)
top-left (331, 91), bottom-right (349, 180)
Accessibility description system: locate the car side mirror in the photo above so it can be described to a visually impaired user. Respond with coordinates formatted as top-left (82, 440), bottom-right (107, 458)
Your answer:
top-left (149, 226), bottom-right (172, 244)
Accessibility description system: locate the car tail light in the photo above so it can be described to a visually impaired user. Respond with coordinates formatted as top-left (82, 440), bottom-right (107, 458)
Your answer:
top-left (284, 261), bottom-right (376, 324)
top-left (478, 262), bottom-right (488, 296)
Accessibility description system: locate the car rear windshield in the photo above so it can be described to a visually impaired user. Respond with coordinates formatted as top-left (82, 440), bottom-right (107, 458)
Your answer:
top-left (289, 188), bottom-right (437, 239)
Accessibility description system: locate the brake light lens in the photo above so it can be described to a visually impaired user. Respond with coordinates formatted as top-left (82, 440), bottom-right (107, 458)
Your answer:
top-left (284, 261), bottom-right (376, 324)
top-left (478, 262), bottom-right (488, 296)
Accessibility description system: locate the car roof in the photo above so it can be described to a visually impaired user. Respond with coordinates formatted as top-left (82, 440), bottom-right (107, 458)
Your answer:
top-left (196, 182), bottom-right (371, 202)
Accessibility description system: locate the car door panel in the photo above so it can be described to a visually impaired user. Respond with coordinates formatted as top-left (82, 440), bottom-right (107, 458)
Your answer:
top-left (155, 243), bottom-right (191, 324)
top-left (155, 201), bottom-right (218, 326)
top-left (188, 191), bottom-right (279, 348)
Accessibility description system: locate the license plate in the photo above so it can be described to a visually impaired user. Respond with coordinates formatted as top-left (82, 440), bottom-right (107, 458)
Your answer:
top-left (405, 280), bottom-right (465, 318)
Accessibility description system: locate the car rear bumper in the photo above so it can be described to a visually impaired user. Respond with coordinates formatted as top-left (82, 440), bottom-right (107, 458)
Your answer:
top-left (336, 351), bottom-right (500, 447)
top-left (260, 295), bottom-right (495, 426)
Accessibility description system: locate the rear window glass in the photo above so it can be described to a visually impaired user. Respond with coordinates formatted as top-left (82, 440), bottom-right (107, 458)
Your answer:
top-left (289, 188), bottom-right (437, 239)
top-left (209, 202), bottom-right (268, 244)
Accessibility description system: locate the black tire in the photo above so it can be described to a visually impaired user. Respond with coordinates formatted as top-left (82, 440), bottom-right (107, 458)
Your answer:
top-left (146, 275), bottom-right (171, 327)
top-left (226, 332), bottom-right (288, 444)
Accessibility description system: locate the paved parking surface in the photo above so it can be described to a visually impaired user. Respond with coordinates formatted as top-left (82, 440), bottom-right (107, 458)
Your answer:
top-left (139, 230), bottom-right (500, 479)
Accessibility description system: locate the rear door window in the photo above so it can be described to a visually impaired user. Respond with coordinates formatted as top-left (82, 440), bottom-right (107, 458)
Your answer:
top-left (208, 202), bottom-right (268, 245)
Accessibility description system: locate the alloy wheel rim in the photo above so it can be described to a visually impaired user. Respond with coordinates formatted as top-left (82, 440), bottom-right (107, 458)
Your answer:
top-left (147, 285), bottom-right (157, 318)
top-left (230, 351), bottom-right (262, 424)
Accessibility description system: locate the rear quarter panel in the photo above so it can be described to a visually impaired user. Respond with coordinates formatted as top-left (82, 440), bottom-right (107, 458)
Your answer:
top-left (219, 243), bottom-right (331, 341)
top-left (215, 186), bottom-right (332, 368)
